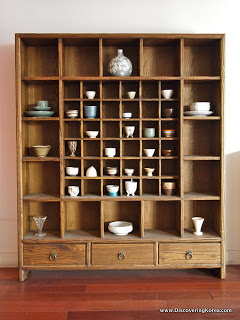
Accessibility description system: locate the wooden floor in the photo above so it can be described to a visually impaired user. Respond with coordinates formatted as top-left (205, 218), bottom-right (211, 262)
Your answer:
top-left (0, 267), bottom-right (240, 319)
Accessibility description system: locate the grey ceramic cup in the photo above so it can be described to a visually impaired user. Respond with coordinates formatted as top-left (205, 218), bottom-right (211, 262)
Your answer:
top-left (143, 128), bottom-right (155, 138)
top-left (37, 101), bottom-right (48, 107)
top-left (84, 105), bottom-right (97, 119)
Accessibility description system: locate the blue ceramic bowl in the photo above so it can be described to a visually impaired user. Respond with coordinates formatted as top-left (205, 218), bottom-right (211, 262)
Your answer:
top-left (84, 105), bottom-right (97, 119)
top-left (108, 191), bottom-right (118, 197)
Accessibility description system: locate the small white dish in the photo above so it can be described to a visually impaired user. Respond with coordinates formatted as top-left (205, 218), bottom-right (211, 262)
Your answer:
top-left (86, 131), bottom-right (99, 138)
top-left (105, 147), bottom-right (116, 157)
top-left (161, 89), bottom-right (174, 99)
top-left (124, 168), bottom-right (134, 176)
top-left (184, 111), bottom-right (213, 117)
top-left (108, 221), bottom-right (133, 236)
top-left (66, 167), bottom-right (79, 176)
top-left (86, 91), bottom-right (96, 99)
top-left (143, 149), bottom-right (155, 157)
top-left (123, 112), bottom-right (132, 119)
top-left (127, 91), bottom-right (136, 99)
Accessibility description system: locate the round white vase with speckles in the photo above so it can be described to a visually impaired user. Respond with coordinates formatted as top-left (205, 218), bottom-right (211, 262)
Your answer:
top-left (108, 49), bottom-right (132, 77)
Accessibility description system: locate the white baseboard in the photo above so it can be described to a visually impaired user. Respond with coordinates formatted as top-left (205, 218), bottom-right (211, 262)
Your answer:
top-left (0, 251), bottom-right (239, 267)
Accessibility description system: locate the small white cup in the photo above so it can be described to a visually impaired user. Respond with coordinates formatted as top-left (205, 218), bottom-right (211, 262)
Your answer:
top-left (86, 91), bottom-right (96, 99)
top-left (66, 167), bottom-right (79, 176)
top-left (124, 168), bottom-right (134, 176)
top-left (123, 112), bottom-right (132, 119)
top-left (190, 102), bottom-right (210, 111)
top-left (105, 147), bottom-right (116, 157)
top-left (127, 91), bottom-right (136, 99)
top-left (161, 89), bottom-right (174, 99)
top-left (144, 149), bottom-right (155, 157)
top-left (68, 186), bottom-right (79, 197)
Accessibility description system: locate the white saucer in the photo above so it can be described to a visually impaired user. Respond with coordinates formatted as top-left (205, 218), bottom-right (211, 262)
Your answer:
top-left (184, 111), bottom-right (213, 117)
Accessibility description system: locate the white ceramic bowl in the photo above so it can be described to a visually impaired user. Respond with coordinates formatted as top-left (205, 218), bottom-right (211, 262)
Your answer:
top-left (124, 168), bottom-right (134, 176)
top-left (108, 221), bottom-right (133, 236)
top-left (106, 167), bottom-right (118, 176)
top-left (123, 112), bottom-right (132, 119)
top-left (66, 167), bottom-right (79, 176)
top-left (105, 147), bottom-right (116, 157)
top-left (161, 89), bottom-right (174, 99)
top-left (86, 91), bottom-right (96, 99)
top-left (68, 186), bottom-right (79, 197)
top-left (190, 102), bottom-right (211, 111)
top-left (106, 185), bottom-right (119, 193)
top-left (66, 110), bottom-right (79, 118)
top-left (86, 131), bottom-right (99, 138)
top-left (144, 149), bottom-right (155, 157)
top-left (127, 91), bottom-right (136, 99)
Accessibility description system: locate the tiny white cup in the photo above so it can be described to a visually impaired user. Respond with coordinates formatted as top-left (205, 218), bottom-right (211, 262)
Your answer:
top-left (68, 186), bottom-right (79, 197)
top-left (192, 217), bottom-right (204, 235)
top-left (127, 91), bottom-right (136, 99)
top-left (86, 91), bottom-right (96, 99)
top-left (105, 147), bottom-right (116, 157)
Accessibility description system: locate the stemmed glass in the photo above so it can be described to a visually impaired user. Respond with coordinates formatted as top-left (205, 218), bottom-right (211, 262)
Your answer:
top-left (33, 216), bottom-right (47, 237)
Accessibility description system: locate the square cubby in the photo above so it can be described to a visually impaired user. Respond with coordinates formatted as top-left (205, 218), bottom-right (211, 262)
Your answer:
top-left (142, 81), bottom-right (159, 99)
top-left (184, 160), bottom-right (220, 196)
top-left (161, 140), bottom-right (179, 157)
top-left (183, 80), bottom-right (221, 115)
top-left (122, 159), bottom-right (140, 177)
top-left (103, 179), bottom-right (121, 196)
top-left (143, 201), bottom-right (181, 235)
top-left (161, 121), bottom-right (179, 138)
top-left (102, 39), bottom-right (140, 76)
top-left (64, 101), bottom-right (80, 118)
top-left (63, 39), bottom-right (99, 76)
top-left (83, 140), bottom-right (100, 157)
top-left (143, 39), bottom-right (180, 77)
top-left (64, 140), bottom-right (81, 157)
top-left (161, 81), bottom-right (180, 100)
top-left (122, 178), bottom-right (140, 196)
top-left (103, 140), bottom-right (120, 157)
top-left (83, 121), bottom-right (100, 136)
top-left (83, 102), bottom-right (100, 119)
top-left (161, 101), bottom-right (179, 118)
top-left (23, 202), bottom-right (60, 238)
top-left (122, 102), bottom-right (140, 119)
top-left (64, 81), bottom-right (80, 99)
top-left (64, 201), bottom-right (101, 237)
top-left (22, 81), bottom-right (59, 116)
top-left (142, 159), bottom-right (160, 177)
top-left (102, 121), bottom-right (120, 138)
top-left (103, 159), bottom-right (120, 177)
top-left (183, 120), bottom-right (220, 156)
top-left (142, 179), bottom-right (159, 196)
top-left (161, 159), bottom-right (179, 177)
top-left (142, 121), bottom-right (159, 138)
top-left (84, 179), bottom-right (101, 196)
top-left (83, 81), bottom-right (100, 99)
top-left (142, 102), bottom-right (160, 119)
top-left (122, 140), bottom-right (140, 157)
top-left (21, 38), bottom-right (58, 77)
top-left (65, 179), bottom-right (81, 197)
top-left (142, 140), bottom-right (160, 157)
top-left (161, 178), bottom-right (179, 196)
top-left (122, 81), bottom-right (139, 99)
top-left (64, 159), bottom-right (81, 178)
top-left (122, 121), bottom-right (139, 138)
top-left (184, 39), bottom-right (221, 77)
top-left (64, 122), bottom-right (81, 138)
top-left (103, 201), bottom-right (141, 236)
top-left (22, 121), bottom-right (59, 157)
top-left (184, 200), bottom-right (220, 236)
top-left (102, 82), bottom-right (119, 99)
top-left (102, 101), bottom-right (119, 119)
top-left (22, 162), bottom-right (60, 197)
top-left (83, 160), bottom-right (100, 177)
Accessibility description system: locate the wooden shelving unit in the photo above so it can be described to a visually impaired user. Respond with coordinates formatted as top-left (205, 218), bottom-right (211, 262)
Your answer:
top-left (16, 34), bottom-right (225, 281)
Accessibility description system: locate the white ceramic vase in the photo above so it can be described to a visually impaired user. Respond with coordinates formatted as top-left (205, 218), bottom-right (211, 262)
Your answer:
top-left (192, 217), bottom-right (204, 235)
top-left (125, 180), bottom-right (137, 196)
top-left (86, 166), bottom-right (97, 177)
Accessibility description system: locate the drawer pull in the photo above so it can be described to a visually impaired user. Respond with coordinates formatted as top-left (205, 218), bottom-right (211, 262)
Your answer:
top-left (185, 250), bottom-right (193, 260)
top-left (118, 250), bottom-right (126, 260)
top-left (49, 251), bottom-right (57, 261)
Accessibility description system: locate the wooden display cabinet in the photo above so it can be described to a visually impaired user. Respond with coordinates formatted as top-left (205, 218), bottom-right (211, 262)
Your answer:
top-left (16, 33), bottom-right (225, 281)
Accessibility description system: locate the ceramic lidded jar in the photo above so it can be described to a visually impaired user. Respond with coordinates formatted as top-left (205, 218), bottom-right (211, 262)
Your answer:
top-left (108, 49), bottom-right (132, 77)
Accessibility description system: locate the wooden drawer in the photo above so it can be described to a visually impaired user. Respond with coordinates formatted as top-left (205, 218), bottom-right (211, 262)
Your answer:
top-left (92, 243), bottom-right (154, 266)
top-left (23, 244), bottom-right (86, 266)
top-left (159, 243), bottom-right (221, 265)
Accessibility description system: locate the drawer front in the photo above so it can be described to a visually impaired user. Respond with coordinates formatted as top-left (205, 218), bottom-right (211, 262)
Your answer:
top-left (159, 243), bottom-right (221, 265)
top-left (92, 243), bottom-right (154, 266)
top-left (23, 244), bottom-right (86, 266)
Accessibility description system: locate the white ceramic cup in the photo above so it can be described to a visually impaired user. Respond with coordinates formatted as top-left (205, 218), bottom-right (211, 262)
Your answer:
top-left (190, 102), bottom-right (210, 111)
top-left (192, 217), bottom-right (204, 235)
top-left (86, 131), bottom-right (99, 138)
top-left (144, 149), bottom-right (155, 157)
top-left (161, 89), bottom-right (174, 99)
top-left (124, 168), bottom-right (134, 176)
top-left (66, 167), bottom-right (79, 176)
top-left (127, 91), bottom-right (136, 99)
top-left (125, 180), bottom-right (137, 196)
top-left (124, 126), bottom-right (135, 138)
top-left (123, 112), bottom-right (132, 119)
top-left (86, 91), bottom-right (96, 99)
top-left (68, 186), bottom-right (79, 197)
top-left (105, 147), bottom-right (116, 157)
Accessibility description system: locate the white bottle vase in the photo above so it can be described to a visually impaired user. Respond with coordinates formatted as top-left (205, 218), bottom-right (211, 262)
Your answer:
top-left (192, 217), bottom-right (204, 235)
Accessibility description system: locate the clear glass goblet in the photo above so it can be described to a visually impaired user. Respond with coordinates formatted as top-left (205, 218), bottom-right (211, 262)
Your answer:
top-left (33, 216), bottom-right (47, 237)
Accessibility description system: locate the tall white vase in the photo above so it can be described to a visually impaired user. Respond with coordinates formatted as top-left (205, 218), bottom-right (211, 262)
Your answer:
top-left (192, 217), bottom-right (204, 235)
